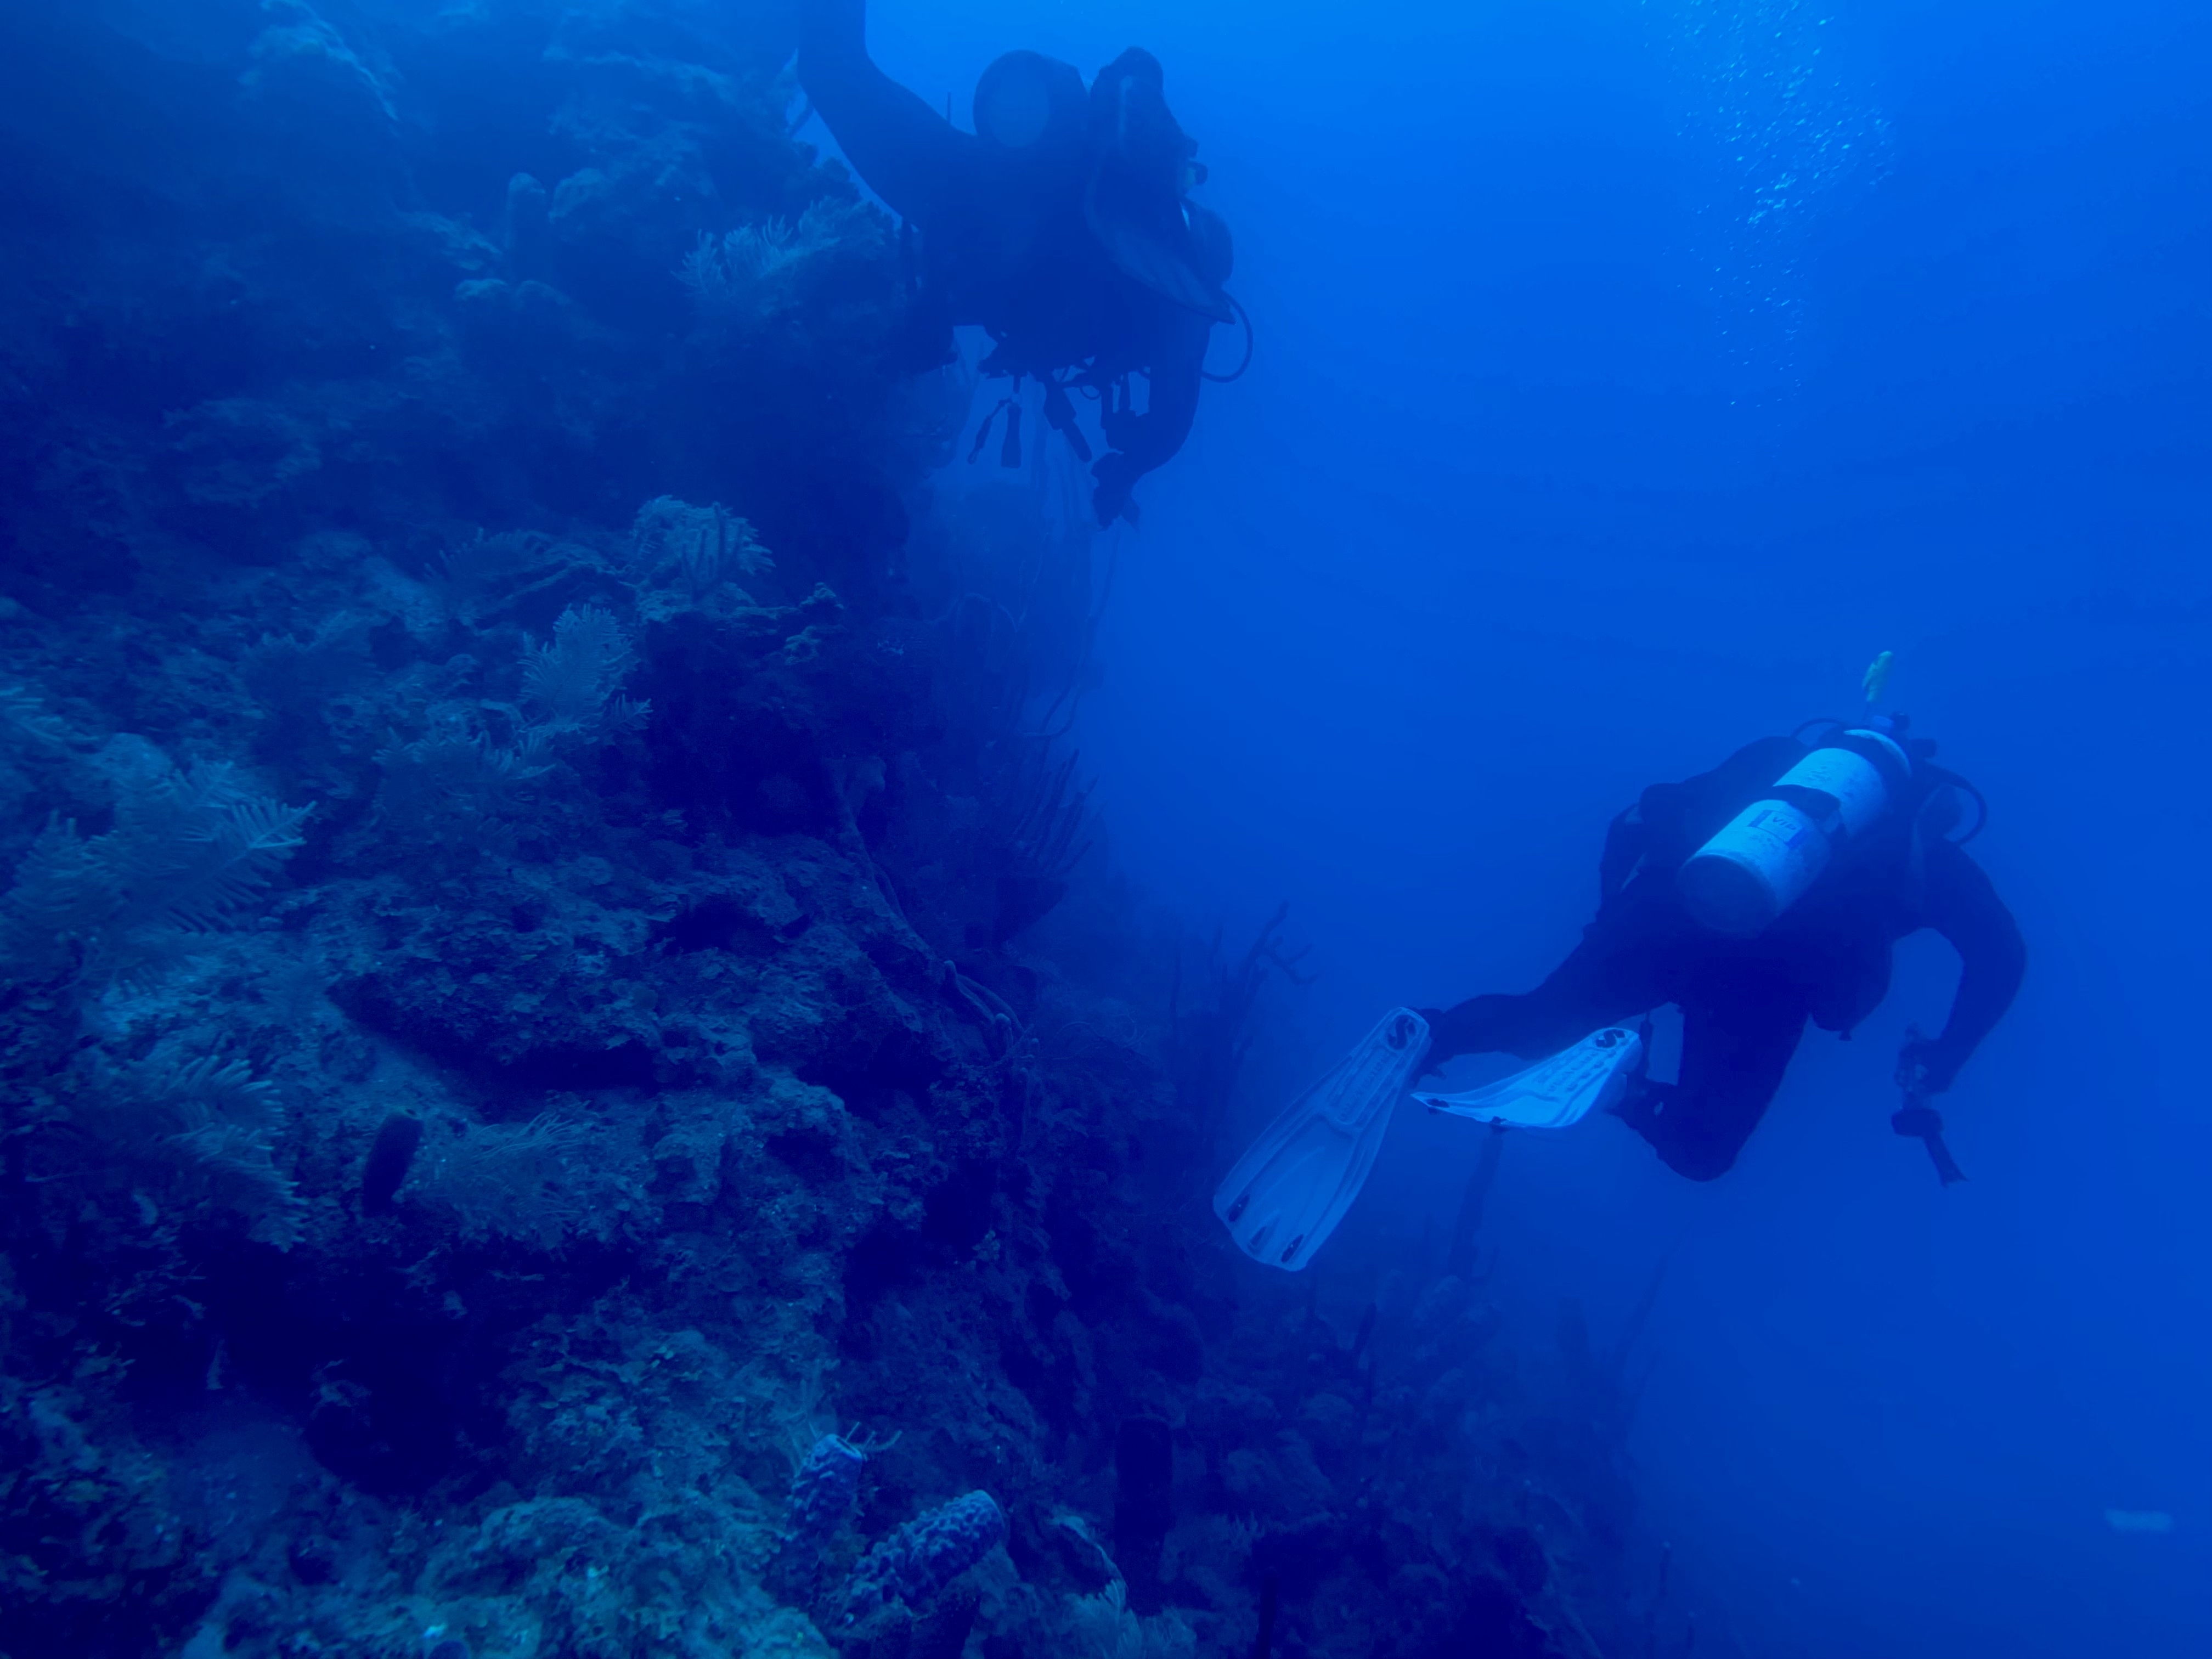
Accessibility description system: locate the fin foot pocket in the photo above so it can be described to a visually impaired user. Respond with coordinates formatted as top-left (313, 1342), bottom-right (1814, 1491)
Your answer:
top-left (1413, 1026), bottom-right (1646, 1132)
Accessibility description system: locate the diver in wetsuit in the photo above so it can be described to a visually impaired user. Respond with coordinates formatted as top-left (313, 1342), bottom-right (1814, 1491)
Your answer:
top-left (1420, 726), bottom-right (2027, 1181)
top-left (797, 0), bottom-right (1235, 526)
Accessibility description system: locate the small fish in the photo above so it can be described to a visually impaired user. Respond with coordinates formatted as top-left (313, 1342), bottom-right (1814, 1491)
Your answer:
top-left (2103, 1509), bottom-right (2174, 1533)
top-left (1861, 650), bottom-right (1895, 706)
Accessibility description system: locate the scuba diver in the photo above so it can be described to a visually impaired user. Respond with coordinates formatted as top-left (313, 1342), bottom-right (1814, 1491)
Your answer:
top-left (1417, 718), bottom-right (2027, 1182)
top-left (797, 0), bottom-right (1237, 527)
top-left (1215, 708), bottom-right (2026, 1272)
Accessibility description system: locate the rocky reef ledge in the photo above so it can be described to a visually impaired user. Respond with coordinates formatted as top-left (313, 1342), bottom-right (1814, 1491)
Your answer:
top-left (0, 8), bottom-right (1654, 1657)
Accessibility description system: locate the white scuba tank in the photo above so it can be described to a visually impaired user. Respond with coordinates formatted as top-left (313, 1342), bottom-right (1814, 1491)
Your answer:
top-left (1678, 730), bottom-right (1910, 936)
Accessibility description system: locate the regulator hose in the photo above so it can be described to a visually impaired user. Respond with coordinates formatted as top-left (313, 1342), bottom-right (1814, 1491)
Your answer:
top-left (1202, 293), bottom-right (1253, 383)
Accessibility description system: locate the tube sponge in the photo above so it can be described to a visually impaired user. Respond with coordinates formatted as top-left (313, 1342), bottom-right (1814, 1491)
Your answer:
top-left (786, 1434), bottom-right (867, 1549)
top-left (842, 1491), bottom-right (1006, 1622)
top-left (362, 1113), bottom-right (424, 1214)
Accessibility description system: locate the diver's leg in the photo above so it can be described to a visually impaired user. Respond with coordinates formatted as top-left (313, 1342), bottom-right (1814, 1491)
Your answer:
top-left (1626, 961), bottom-right (1806, 1181)
top-left (1094, 304), bottom-right (1206, 525)
top-left (797, 0), bottom-right (978, 227)
top-left (1427, 932), bottom-right (1667, 1066)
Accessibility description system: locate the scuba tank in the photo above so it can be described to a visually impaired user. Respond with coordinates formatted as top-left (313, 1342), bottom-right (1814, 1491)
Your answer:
top-left (972, 50), bottom-right (1087, 154)
top-left (1678, 723), bottom-right (1917, 938)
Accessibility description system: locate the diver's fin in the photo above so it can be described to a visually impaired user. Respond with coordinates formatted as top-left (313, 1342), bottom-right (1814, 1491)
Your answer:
top-left (1414, 1026), bottom-right (1645, 1131)
top-left (1213, 1008), bottom-right (1430, 1272)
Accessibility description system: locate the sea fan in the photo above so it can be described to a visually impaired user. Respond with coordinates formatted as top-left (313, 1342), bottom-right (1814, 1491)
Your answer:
top-left (0, 681), bottom-right (70, 747)
top-left (629, 495), bottom-right (772, 600)
top-left (425, 529), bottom-right (562, 622)
top-left (680, 219), bottom-right (804, 299)
top-left (415, 1114), bottom-right (600, 1250)
top-left (523, 605), bottom-right (645, 730)
top-left (125, 1051), bottom-right (306, 1250)
top-left (1, 758), bottom-right (309, 986)
top-left (677, 201), bottom-right (881, 318)
top-left (1070, 1581), bottom-right (1199, 1659)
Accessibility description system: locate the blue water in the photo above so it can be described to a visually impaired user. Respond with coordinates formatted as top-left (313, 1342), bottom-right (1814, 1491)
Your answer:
top-left (857, 0), bottom-right (2211, 1651)
top-left (2, 2), bottom-right (2204, 1656)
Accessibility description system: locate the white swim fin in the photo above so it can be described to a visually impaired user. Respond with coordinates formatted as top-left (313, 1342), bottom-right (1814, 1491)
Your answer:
top-left (1413, 1025), bottom-right (1644, 1131)
top-left (1214, 1007), bottom-right (1431, 1272)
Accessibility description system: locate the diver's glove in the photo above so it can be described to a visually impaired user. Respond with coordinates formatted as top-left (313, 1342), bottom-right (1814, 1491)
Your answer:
top-left (1893, 1026), bottom-right (1969, 1185)
top-left (1891, 1098), bottom-right (1967, 1185)
top-left (1895, 1026), bottom-right (1962, 1097)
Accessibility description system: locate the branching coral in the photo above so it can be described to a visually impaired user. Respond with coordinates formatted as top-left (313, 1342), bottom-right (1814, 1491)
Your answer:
top-left (630, 495), bottom-right (772, 600)
top-left (681, 219), bottom-right (805, 295)
top-left (375, 603), bottom-right (645, 856)
top-left (425, 529), bottom-right (570, 624)
top-left (523, 604), bottom-right (647, 733)
top-left (677, 200), bottom-right (885, 336)
top-left (678, 202), bottom-right (851, 304)
top-left (372, 726), bottom-right (556, 844)
top-left (1069, 1579), bottom-right (1199, 1659)
top-left (413, 1114), bottom-right (604, 1250)
top-left (0, 681), bottom-right (70, 748)
top-left (112, 1052), bottom-right (307, 1250)
top-left (0, 747), bottom-right (309, 990)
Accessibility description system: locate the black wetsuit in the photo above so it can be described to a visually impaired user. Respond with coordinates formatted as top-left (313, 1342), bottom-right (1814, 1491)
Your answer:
top-left (1425, 737), bottom-right (2027, 1181)
top-left (798, 0), bottom-right (1228, 525)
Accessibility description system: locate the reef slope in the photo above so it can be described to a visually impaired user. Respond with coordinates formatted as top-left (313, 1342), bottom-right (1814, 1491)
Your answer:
top-left (0, 9), bottom-right (1648, 1657)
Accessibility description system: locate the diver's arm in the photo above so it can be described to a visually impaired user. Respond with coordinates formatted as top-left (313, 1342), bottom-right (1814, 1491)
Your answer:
top-left (1597, 805), bottom-right (1646, 905)
top-left (797, 0), bottom-right (977, 227)
top-left (1093, 307), bottom-right (1206, 524)
top-left (1909, 839), bottom-right (2027, 1092)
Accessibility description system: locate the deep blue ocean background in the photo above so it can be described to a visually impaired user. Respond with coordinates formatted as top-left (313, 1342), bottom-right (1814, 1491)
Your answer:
top-left (0, 2), bottom-right (2203, 1657)
top-left (869, 0), bottom-right (2211, 1651)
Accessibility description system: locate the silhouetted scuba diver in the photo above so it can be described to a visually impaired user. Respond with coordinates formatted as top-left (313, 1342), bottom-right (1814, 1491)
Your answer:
top-left (1418, 718), bottom-right (2027, 1182)
top-left (797, 0), bottom-right (1238, 526)
top-left (1211, 713), bottom-right (2023, 1273)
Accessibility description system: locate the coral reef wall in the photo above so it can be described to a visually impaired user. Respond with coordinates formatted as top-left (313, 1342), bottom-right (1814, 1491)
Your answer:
top-left (0, 7), bottom-right (1652, 1657)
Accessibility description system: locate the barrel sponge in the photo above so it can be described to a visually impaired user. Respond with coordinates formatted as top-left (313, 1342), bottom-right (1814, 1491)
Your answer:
top-left (841, 1490), bottom-right (1006, 1621)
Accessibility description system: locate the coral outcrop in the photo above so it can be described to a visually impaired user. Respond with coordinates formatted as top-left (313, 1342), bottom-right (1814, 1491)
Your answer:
top-left (0, 7), bottom-right (1656, 1658)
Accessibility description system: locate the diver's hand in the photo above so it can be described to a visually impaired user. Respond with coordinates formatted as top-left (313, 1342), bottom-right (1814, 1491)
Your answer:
top-left (1895, 1028), bottom-right (1960, 1097)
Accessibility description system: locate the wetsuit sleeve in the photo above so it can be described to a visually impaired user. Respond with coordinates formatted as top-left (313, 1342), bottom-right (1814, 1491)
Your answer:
top-left (1917, 839), bottom-right (2027, 1087)
top-left (798, 0), bottom-right (979, 227)
top-left (1598, 806), bottom-right (1646, 905)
